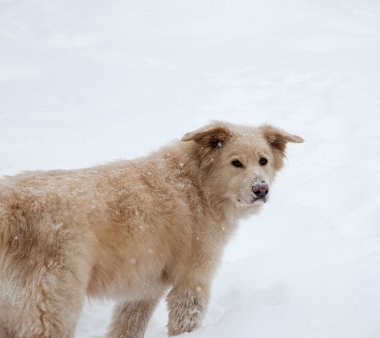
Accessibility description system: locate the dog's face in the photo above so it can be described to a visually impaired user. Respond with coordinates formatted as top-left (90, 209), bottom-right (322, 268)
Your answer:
top-left (182, 122), bottom-right (303, 215)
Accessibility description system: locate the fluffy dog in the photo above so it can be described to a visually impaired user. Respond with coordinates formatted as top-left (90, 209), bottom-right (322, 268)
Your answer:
top-left (0, 121), bottom-right (303, 337)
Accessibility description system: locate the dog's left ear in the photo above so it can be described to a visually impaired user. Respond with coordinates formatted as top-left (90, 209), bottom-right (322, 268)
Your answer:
top-left (182, 123), bottom-right (232, 149)
top-left (262, 125), bottom-right (303, 170)
top-left (262, 125), bottom-right (304, 152)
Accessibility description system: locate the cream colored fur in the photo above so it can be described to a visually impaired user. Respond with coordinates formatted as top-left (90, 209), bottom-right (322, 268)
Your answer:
top-left (0, 121), bottom-right (303, 337)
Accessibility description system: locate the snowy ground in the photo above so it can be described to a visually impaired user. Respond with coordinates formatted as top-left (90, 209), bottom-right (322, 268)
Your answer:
top-left (1, 0), bottom-right (380, 337)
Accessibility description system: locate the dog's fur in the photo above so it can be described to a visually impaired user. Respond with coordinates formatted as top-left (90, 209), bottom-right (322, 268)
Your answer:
top-left (0, 121), bottom-right (303, 337)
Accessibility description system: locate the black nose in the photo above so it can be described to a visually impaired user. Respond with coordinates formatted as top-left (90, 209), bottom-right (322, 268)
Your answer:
top-left (252, 182), bottom-right (269, 197)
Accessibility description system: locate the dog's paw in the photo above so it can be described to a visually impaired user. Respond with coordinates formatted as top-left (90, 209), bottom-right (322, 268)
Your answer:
top-left (167, 309), bottom-right (202, 336)
top-left (167, 287), bottom-right (206, 336)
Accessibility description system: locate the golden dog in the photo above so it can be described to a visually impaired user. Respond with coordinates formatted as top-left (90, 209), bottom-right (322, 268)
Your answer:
top-left (0, 121), bottom-right (303, 337)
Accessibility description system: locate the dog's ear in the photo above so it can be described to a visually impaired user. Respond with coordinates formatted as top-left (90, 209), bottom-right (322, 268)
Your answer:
top-left (262, 125), bottom-right (303, 169)
top-left (262, 125), bottom-right (303, 151)
top-left (182, 123), bottom-right (232, 149)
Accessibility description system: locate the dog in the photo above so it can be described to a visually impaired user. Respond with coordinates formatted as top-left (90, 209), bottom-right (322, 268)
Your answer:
top-left (0, 121), bottom-right (303, 337)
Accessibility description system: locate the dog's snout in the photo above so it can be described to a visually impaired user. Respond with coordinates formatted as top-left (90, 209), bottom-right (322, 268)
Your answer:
top-left (252, 182), bottom-right (269, 197)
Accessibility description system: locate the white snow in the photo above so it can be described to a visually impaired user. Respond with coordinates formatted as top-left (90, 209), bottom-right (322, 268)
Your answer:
top-left (1, 0), bottom-right (380, 337)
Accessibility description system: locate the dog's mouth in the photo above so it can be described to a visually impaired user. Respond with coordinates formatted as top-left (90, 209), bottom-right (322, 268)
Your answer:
top-left (250, 196), bottom-right (268, 204)
top-left (236, 195), bottom-right (268, 208)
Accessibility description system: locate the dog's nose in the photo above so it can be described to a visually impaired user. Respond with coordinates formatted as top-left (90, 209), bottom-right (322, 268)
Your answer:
top-left (252, 182), bottom-right (269, 197)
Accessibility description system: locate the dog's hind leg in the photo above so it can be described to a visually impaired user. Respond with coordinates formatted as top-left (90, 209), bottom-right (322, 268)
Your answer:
top-left (106, 298), bottom-right (159, 338)
top-left (0, 229), bottom-right (92, 338)
top-left (2, 259), bottom-right (89, 338)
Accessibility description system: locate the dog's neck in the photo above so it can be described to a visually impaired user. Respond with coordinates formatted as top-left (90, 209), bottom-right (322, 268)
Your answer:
top-left (174, 142), bottom-right (240, 224)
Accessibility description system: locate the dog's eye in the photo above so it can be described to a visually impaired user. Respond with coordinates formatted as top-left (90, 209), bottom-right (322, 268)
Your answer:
top-left (259, 157), bottom-right (268, 166)
top-left (231, 160), bottom-right (243, 168)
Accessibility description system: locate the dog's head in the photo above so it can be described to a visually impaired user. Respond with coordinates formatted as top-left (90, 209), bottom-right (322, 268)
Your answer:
top-left (182, 121), bottom-right (303, 215)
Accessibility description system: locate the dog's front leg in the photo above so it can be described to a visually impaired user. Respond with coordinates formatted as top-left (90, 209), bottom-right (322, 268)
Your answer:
top-left (106, 298), bottom-right (158, 338)
top-left (166, 280), bottom-right (210, 336)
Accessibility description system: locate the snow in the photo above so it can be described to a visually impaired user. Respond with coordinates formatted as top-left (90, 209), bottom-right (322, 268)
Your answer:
top-left (1, 0), bottom-right (380, 337)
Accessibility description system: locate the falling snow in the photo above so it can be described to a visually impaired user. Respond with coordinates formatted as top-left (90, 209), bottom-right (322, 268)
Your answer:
top-left (1, 1), bottom-right (380, 338)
